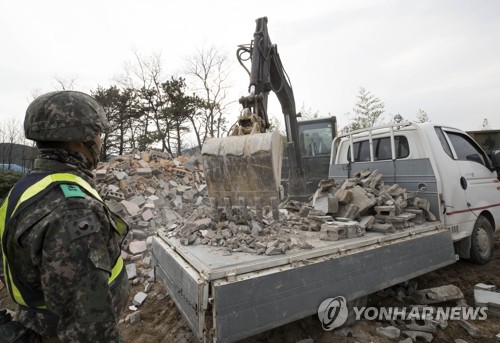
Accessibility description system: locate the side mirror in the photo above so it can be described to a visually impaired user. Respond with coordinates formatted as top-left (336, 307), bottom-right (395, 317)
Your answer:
top-left (491, 149), bottom-right (500, 169)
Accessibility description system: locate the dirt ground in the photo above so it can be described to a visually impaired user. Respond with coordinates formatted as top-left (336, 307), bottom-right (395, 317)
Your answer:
top-left (2, 231), bottom-right (500, 342)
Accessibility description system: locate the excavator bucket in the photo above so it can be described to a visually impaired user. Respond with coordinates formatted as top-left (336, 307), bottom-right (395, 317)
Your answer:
top-left (202, 131), bottom-right (283, 208)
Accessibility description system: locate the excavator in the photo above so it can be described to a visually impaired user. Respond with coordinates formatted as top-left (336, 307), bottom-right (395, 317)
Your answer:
top-left (202, 17), bottom-right (337, 211)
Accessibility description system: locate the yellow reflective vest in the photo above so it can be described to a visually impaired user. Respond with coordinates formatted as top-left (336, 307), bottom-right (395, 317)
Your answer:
top-left (0, 172), bottom-right (128, 309)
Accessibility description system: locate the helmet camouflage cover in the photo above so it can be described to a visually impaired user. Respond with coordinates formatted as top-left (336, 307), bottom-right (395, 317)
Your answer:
top-left (24, 91), bottom-right (110, 142)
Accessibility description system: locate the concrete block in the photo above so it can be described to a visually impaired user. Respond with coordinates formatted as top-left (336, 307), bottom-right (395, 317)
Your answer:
top-left (95, 169), bottom-right (107, 180)
top-left (144, 186), bottom-right (156, 196)
top-left (320, 224), bottom-right (346, 241)
top-left (375, 206), bottom-right (396, 216)
top-left (387, 184), bottom-right (406, 197)
top-left (474, 289), bottom-right (500, 316)
top-left (405, 209), bottom-right (424, 224)
top-left (136, 167), bottom-right (152, 176)
top-left (150, 175), bottom-right (160, 188)
top-left (349, 186), bottom-right (376, 214)
top-left (183, 189), bottom-right (197, 201)
top-left (133, 291), bottom-right (147, 306)
top-left (414, 197), bottom-right (430, 210)
top-left (129, 240), bottom-right (148, 255)
top-left (126, 263), bottom-right (137, 279)
top-left (376, 326), bottom-right (400, 340)
top-left (314, 194), bottom-right (329, 213)
top-left (120, 200), bottom-right (140, 216)
top-left (142, 209), bottom-right (154, 221)
top-left (108, 184), bottom-right (120, 193)
top-left (458, 320), bottom-right (484, 338)
top-left (368, 223), bottom-right (395, 234)
top-left (107, 190), bottom-right (125, 202)
top-left (113, 170), bottom-right (128, 180)
top-left (475, 283), bottom-right (497, 292)
top-left (131, 196), bottom-right (146, 207)
top-left (336, 189), bottom-right (352, 204)
top-left (414, 285), bottom-right (464, 304)
top-left (359, 216), bottom-right (375, 229)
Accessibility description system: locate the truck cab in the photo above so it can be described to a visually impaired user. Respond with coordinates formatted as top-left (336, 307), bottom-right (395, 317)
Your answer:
top-left (331, 121), bottom-right (500, 264)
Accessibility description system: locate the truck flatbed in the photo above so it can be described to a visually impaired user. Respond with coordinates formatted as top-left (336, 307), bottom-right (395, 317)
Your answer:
top-left (152, 222), bottom-right (456, 342)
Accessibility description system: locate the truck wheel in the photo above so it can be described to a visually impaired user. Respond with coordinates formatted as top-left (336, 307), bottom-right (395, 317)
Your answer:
top-left (469, 216), bottom-right (494, 265)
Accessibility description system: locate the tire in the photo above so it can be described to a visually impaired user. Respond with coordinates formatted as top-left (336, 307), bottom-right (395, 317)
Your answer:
top-left (469, 216), bottom-right (494, 265)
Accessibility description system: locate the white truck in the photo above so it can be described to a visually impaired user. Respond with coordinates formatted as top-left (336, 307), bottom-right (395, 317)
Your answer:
top-left (151, 120), bottom-right (500, 342)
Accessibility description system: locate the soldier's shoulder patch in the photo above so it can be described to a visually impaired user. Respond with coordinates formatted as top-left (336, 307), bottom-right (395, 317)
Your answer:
top-left (60, 184), bottom-right (85, 198)
top-left (65, 214), bottom-right (100, 241)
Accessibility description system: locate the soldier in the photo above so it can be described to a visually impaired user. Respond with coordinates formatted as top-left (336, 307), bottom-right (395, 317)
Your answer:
top-left (0, 91), bottom-right (129, 342)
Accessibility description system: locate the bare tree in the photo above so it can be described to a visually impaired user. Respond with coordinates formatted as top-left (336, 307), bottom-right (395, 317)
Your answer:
top-left (185, 46), bottom-right (233, 147)
top-left (116, 51), bottom-right (172, 153)
top-left (0, 118), bottom-right (23, 170)
top-left (54, 75), bottom-right (79, 90)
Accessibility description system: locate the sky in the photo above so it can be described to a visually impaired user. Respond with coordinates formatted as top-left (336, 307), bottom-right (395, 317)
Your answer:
top-left (1, 0), bottom-right (499, 133)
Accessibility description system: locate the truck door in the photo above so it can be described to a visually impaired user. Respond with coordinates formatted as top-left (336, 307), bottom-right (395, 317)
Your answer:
top-left (440, 127), bottom-right (500, 236)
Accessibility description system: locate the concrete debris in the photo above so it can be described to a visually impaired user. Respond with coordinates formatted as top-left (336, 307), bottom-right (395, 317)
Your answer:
top-left (125, 263), bottom-right (137, 280)
top-left (129, 240), bottom-right (148, 255)
top-left (475, 283), bottom-right (497, 292)
top-left (458, 319), bottom-right (484, 338)
top-left (414, 285), bottom-right (464, 304)
top-left (376, 325), bottom-right (400, 340)
top-left (308, 169), bottom-right (436, 235)
top-left (133, 291), bottom-right (148, 306)
top-left (405, 319), bottom-right (437, 333)
top-left (454, 340), bottom-right (468, 343)
top-left (474, 287), bottom-right (500, 316)
top-left (125, 311), bottom-right (141, 325)
top-left (402, 330), bottom-right (433, 343)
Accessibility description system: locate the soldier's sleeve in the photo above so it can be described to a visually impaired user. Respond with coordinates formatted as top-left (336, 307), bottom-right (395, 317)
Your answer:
top-left (39, 199), bottom-right (122, 343)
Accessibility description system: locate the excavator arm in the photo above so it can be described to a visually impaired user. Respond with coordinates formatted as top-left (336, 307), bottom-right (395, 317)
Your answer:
top-left (202, 17), bottom-right (306, 213)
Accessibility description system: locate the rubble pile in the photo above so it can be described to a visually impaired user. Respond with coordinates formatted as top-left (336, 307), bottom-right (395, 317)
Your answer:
top-left (93, 150), bottom-right (207, 322)
top-left (94, 152), bottom-right (438, 261)
top-left (170, 168), bottom-right (439, 256)
top-left (312, 169), bottom-right (437, 241)
top-left (173, 206), bottom-right (315, 256)
top-left (94, 150), bottom-right (206, 243)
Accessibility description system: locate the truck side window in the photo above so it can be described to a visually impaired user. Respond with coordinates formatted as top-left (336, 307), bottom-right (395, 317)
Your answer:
top-left (435, 128), bottom-right (453, 159)
top-left (347, 136), bottom-right (409, 162)
top-left (447, 132), bottom-right (487, 166)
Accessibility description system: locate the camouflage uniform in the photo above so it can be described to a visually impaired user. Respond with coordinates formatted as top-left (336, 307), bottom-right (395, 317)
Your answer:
top-left (1, 91), bottom-right (129, 342)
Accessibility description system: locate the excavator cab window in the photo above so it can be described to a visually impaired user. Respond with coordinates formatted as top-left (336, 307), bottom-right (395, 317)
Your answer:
top-left (299, 123), bottom-right (333, 157)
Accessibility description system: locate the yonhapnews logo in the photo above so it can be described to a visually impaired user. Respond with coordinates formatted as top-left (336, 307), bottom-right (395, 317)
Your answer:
top-left (317, 296), bottom-right (349, 330)
top-left (318, 296), bottom-right (488, 331)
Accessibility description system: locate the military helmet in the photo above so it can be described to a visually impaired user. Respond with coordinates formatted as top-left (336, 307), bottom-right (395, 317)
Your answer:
top-left (24, 91), bottom-right (110, 142)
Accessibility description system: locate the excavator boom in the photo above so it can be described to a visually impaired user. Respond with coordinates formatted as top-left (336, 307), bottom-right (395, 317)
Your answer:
top-left (202, 17), bottom-right (305, 213)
